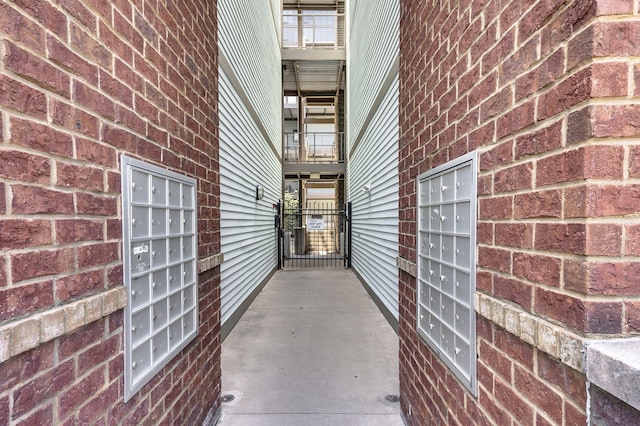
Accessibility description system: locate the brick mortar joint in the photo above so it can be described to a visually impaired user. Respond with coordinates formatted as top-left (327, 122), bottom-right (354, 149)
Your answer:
top-left (475, 292), bottom-right (588, 373)
top-left (0, 286), bottom-right (127, 364)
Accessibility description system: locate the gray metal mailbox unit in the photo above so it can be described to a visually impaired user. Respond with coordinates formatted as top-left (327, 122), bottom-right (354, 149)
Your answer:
top-left (416, 151), bottom-right (477, 395)
top-left (121, 156), bottom-right (198, 401)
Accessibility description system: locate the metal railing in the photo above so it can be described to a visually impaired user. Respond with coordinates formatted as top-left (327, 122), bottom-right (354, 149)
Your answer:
top-left (282, 11), bottom-right (345, 49)
top-left (283, 132), bottom-right (344, 164)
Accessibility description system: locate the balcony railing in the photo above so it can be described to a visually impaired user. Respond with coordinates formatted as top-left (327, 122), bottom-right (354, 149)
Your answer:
top-left (284, 132), bottom-right (344, 164)
top-left (282, 11), bottom-right (345, 49)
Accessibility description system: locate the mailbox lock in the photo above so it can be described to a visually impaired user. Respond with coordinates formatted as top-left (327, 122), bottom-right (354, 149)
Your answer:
top-left (152, 186), bottom-right (157, 194)
top-left (153, 346), bottom-right (157, 352)
top-left (455, 347), bottom-right (461, 355)
top-left (131, 290), bottom-right (137, 297)
top-left (152, 282), bottom-right (157, 289)
top-left (440, 275), bottom-right (445, 282)
top-left (456, 249), bottom-right (460, 255)
top-left (153, 314), bottom-right (157, 321)
top-left (152, 251), bottom-right (157, 258)
top-left (132, 327), bottom-right (137, 333)
top-left (132, 219), bottom-right (137, 226)
top-left (132, 361), bottom-right (137, 369)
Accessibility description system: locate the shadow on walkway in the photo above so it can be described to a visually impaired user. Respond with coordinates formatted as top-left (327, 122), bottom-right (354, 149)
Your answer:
top-left (218, 269), bottom-right (403, 425)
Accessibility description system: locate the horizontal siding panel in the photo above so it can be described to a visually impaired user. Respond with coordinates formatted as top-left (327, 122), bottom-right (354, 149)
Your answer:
top-left (219, 68), bottom-right (282, 325)
top-left (219, 0), bottom-right (281, 152)
top-left (347, 0), bottom-right (399, 149)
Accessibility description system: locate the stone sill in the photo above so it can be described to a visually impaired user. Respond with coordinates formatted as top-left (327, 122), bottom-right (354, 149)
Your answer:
top-left (0, 287), bottom-right (127, 363)
top-left (586, 338), bottom-right (640, 411)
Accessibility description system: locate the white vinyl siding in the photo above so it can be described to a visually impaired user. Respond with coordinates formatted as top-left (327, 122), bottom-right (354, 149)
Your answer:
top-left (347, 0), bottom-right (399, 153)
top-left (218, 0), bottom-right (281, 153)
top-left (218, 0), bottom-right (282, 326)
top-left (347, 0), bottom-right (400, 320)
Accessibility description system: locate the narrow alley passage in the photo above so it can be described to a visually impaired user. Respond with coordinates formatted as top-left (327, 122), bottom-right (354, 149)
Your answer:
top-left (219, 269), bottom-right (403, 425)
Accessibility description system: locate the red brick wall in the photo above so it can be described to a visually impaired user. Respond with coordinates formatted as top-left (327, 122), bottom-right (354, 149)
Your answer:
top-left (399, 0), bottom-right (640, 424)
top-left (0, 0), bottom-right (220, 424)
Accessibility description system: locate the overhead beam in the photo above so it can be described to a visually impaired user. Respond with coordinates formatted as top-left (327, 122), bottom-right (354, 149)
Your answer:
top-left (293, 61), bottom-right (302, 97)
top-left (281, 49), bottom-right (345, 61)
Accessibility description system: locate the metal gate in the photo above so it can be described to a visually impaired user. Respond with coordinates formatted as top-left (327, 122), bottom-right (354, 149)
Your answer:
top-left (277, 202), bottom-right (351, 269)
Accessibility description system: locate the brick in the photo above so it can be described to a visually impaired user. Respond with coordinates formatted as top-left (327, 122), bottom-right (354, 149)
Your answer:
top-left (50, 99), bottom-right (100, 139)
top-left (102, 124), bottom-right (140, 152)
top-left (56, 270), bottom-right (104, 302)
top-left (514, 190), bottom-right (562, 219)
top-left (516, 49), bottom-right (565, 100)
top-left (626, 301), bottom-right (640, 333)
top-left (585, 145), bottom-right (624, 179)
top-left (77, 242), bottom-right (119, 269)
top-left (0, 75), bottom-right (47, 119)
top-left (519, 0), bottom-right (566, 41)
top-left (78, 335), bottom-right (119, 377)
top-left (591, 385), bottom-right (640, 425)
top-left (57, 162), bottom-right (104, 191)
top-left (73, 80), bottom-right (116, 121)
top-left (13, 0), bottom-right (67, 39)
top-left (100, 69), bottom-right (133, 107)
top-left (586, 224), bottom-right (622, 256)
top-left (591, 62), bottom-right (629, 97)
top-left (70, 22), bottom-right (112, 70)
top-left (76, 138), bottom-right (117, 168)
top-left (0, 152), bottom-right (46, 191)
top-left (478, 247), bottom-right (511, 274)
top-left (0, 257), bottom-right (6, 287)
top-left (10, 117), bottom-right (74, 158)
top-left (495, 223), bottom-right (533, 249)
top-left (77, 381), bottom-right (119, 424)
top-left (494, 378), bottom-right (535, 424)
top-left (494, 163), bottom-right (533, 193)
top-left (55, 219), bottom-right (103, 244)
top-left (535, 223), bottom-right (586, 255)
top-left (631, 145), bottom-right (640, 178)
top-left (0, 341), bottom-right (54, 393)
top-left (0, 396), bottom-right (7, 425)
top-left (538, 68), bottom-right (591, 121)
top-left (11, 247), bottom-right (75, 283)
top-left (587, 262), bottom-right (640, 295)
top-left (593, 21), bottom-right (640, 56)
top-left (56, 0), bottom-right (98, 32)
top-left (76, 193), bottom-right (118, 216)
top-left (1, 218), bottom-right (52, 250)
top-left (47, 35), bottom-right (99, 86)
top-left (535, 287), bottom-right (585, 330)
top-left (15, 404), bottom-right (54, 426)
top-left (541, 1), bottom-right (596, 58)
top-left (536, 149), bottom-right (585, 186)
top-left (538, 352), bottom-right (587, 407)
top-left (0, 183), bottom-right (5, 214)
top-left (12, 360), bottom-right (74, 417)
top-left (0, 2), bottom-right (45, 54)
top-left (495, 275), bottom-right (532, 310)
top-left (592, 105), bottom-right (640, 138)
top-left (587, 185), bottom-right (640, 217)
top-left (479, 196), bottom-right (512, 220)
top-left (480, 86), bottom-right (512, 122)
top-left (567, 106), bottom-right (592, 145)
top-left (480, 140), bottom-right (512, 171)
top-left (496, 100), bottom-right (535, 140)
top-left (515, 121), bottom-right (563, 159)
top-left (585, 301), bottom-right (622, 333)
top-left (513, 252), bottom-right (561, 288)
top-left (3, 40), bottom-right (70, 98)
top-left (11, 185), bottom-right (74, 215)
top-left (514, 365), bottom-right (563, 424)
top-left (0, 281), bottom-right (53, 321)
top-left (626, 224), bottom-right (640, 255)
top-left (58, 369), bottom-right (106, 420)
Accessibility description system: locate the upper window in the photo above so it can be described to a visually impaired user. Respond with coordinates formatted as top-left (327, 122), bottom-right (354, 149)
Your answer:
top-left (416, 151), bottom-right (477, 395)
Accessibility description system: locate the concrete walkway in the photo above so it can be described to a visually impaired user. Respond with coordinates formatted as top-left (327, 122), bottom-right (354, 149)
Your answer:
top-left (218, 269), bottom-right (404, 426)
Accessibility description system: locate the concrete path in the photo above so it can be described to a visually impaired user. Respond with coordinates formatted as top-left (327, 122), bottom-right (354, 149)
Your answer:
top-left (218, 269), bottom-right (404, 426)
